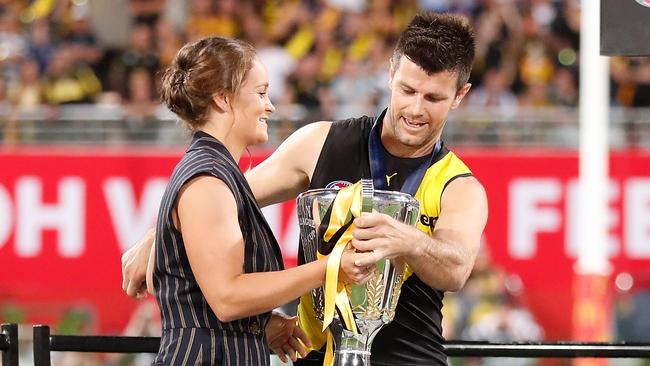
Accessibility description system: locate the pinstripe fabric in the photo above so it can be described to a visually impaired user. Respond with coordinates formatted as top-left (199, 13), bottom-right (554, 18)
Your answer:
top-left (153, 131), bottom-right (284, 365)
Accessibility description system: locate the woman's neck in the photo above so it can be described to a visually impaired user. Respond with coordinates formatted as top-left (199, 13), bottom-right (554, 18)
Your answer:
top-left (200, 122), bottom-right (245, 162)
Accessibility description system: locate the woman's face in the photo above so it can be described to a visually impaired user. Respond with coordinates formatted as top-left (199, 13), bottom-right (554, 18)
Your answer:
top-left (230, 58), bottom-right (275, 146)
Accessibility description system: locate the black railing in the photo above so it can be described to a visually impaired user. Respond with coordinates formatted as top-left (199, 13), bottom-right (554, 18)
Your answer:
top-left (31, 325), bottom-right (650, 365)
top-left (443, 340), bottom-right (650, 358)
top-left (1, 323), bottom-right (19, 366)
top-left (33, 325), bottom-right (160, 366)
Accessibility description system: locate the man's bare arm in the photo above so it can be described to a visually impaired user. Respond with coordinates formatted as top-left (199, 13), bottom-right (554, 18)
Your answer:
top-left (246, 121), bottom-right (331, 207)
top-left (121, 227), bottom-right (156, 298)
top-left (404, 177), bottom-right (487, 291)
top-left (351, 176), bottom-right (488, 291)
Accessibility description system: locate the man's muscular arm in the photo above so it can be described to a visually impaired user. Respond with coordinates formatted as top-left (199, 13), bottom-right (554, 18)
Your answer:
top-left (121, 227), bottom-right (156, 298)
top-left (351, 176), bottom-right (487, 291)
top-left (246, 121), bottom-right (331, 207)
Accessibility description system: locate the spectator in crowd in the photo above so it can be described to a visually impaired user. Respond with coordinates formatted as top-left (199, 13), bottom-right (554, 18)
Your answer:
top-left (154, 17), bottom-right (184, 68)
top-left (109, 22), bottom-right (160, 99)
top-left (26, 19), bottom-right (57, 75)
top-left (128, 0), bottom-right (165, 28)
top-left (185, 0), bottom-right (240, 41)
top-left (42, 45), bottom-right (101, 104)
top-left (122, 67), bottom-right (158, 142)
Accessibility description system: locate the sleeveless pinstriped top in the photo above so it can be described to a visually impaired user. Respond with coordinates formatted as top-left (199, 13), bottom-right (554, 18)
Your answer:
top-left (152, 131), bottom-right (284, 365)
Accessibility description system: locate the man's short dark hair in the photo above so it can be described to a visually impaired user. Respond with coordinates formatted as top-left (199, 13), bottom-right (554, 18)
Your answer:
top-left (392, 12), bottom-right (475, 90)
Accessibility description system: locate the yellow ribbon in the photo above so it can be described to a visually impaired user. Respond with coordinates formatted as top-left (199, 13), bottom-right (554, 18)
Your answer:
top-left (319, 182), bottom-right (361, 333)
top-left (307, 182), bottom-right (364, 366)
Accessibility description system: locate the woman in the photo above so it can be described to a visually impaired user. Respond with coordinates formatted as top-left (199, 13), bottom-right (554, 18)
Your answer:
top-left (152, 36), bottom-right (373, 365)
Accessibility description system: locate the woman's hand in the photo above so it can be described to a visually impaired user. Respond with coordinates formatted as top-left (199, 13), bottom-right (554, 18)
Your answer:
top-left (266, 311), bottom-right (311, 363)
top-left (339, 245), bottom-right (376, 285)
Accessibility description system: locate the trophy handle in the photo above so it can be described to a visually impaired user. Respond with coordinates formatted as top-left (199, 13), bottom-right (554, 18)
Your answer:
top-left (360, 179), bottom-right (374, 214)
top-left (405, 198), bottom-right (420, 227)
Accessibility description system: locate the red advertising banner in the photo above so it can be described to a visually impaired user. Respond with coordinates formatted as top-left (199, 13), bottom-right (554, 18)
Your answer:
top-left (0, 147), bottom-right (649, 339)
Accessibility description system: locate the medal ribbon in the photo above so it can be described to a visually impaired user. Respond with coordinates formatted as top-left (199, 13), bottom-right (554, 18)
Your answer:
top-left (368, 109), bottom-right (441, 195)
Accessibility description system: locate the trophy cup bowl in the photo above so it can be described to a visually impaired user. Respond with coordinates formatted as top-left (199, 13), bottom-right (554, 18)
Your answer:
top-left (297, 180), bottom-right (420, 365)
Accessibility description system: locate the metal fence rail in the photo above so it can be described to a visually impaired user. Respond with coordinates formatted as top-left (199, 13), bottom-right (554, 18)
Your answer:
top-left (2, 105), bottom-right (650, 148)
top-left (443, 340), bottom-right (650, 358)
top-left (33, 325), bottom-right (159, 366)
top-left (1, 323), bottom-right (18, 366)
top-left (31, 324), bottom-right (650, 365)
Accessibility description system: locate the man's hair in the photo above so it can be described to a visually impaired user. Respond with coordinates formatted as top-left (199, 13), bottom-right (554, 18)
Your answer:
top-left (392, 12), bottom-right (475, 90)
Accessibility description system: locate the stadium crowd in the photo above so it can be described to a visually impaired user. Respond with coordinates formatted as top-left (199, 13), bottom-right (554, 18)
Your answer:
top-left (0, 0), bottom-right (648, 146)
top-left (1, 1), bottom-right (649, 365)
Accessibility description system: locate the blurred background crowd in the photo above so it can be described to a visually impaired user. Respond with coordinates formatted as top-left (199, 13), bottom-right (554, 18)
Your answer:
top-left (0, 0), bottom-right (648, 147)
top-left (1, 1), bottom-right (649, 365)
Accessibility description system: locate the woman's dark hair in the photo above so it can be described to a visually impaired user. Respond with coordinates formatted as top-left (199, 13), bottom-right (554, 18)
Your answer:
top-left (392, 12), bottom-right (475, 90)
top-left (160, 36), bottom-right (257, 129)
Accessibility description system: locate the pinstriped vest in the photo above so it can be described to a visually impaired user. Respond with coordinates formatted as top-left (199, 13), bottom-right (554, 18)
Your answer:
top-left (153, 131), bottom-right (283, 365)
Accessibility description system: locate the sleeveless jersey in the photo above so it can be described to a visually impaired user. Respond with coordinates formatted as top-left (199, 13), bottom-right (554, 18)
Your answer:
top-left (297, 114), bottom-right (472, 365)
top-left (153, 131), bottom-right (284, 365)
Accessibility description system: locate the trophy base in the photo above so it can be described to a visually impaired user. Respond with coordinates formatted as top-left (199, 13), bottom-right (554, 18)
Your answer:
top-left (335, 350), bottom-right (371, 366)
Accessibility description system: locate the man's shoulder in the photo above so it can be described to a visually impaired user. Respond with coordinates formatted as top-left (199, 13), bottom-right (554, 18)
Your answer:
top-left (328, 114), bottom-right (375, 140)
top-left (332, 114), bottom-right (375, 128)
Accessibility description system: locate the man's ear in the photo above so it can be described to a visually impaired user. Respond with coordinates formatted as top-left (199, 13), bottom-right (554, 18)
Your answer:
top-left (212, 93), bottom-right (229, 112)
top-left (452, 83), bottom-right (472, 109)
top-left (388, 57), bottom-right (396, 86)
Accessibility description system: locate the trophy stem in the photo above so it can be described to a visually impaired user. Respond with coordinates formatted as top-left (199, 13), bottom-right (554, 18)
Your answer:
top-left (331, 319), bottom-right (383, 366)
top-left (335, 349), bottom-right (371, 366)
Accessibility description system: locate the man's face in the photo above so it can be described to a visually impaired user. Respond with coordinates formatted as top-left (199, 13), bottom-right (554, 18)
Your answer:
top-left (384, 57), bottom-right (470, 157)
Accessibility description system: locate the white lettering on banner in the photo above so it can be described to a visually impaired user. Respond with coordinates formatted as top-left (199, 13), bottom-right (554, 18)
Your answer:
top-left (261, 204), bottom-right (299, 259)
top-left (625, 178), bottom-right (650, 258)
top-left (283, 207), bottom-right (300, 259)
top-left (565, 179), bottom-right (620, 258)
top-left (15, 177), bottom-right (85, 257)
top-left (509, 179), bottom-right (562, 259)
top-left (261, 204), bottom-right (280, 239)
top-left (104, 178), bottom-right (167, 253)
top-left (0, 184), bottom-right (12, 248)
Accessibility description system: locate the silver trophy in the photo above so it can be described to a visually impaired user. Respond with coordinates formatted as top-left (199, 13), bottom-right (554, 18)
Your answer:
top-left (297, 179), bottom-right (420, 365)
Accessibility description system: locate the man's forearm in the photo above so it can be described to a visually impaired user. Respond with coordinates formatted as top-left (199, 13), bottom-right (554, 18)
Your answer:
top-left (404, 233), bottom-right (474, 292)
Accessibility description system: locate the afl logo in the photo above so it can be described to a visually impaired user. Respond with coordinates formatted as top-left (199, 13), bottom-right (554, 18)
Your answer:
top-left (325, 180), bottom-right (352, 189)
top-left (635, 0), bottom-right (650, 8)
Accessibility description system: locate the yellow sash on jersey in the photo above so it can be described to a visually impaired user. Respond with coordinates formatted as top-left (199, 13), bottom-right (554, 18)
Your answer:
top-left (309, 182), bottom-right (363, 365)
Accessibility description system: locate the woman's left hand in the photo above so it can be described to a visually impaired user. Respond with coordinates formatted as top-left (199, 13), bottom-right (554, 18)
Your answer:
top-left (266, 311), bottom-right (311, 363)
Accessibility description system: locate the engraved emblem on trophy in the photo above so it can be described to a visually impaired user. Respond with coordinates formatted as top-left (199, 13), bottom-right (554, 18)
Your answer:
top-left (297, 179), bottom-right (420, 365)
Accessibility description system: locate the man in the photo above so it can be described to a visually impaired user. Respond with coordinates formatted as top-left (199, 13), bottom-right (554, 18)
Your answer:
top-left (122, 12), bottom-right (487, 365)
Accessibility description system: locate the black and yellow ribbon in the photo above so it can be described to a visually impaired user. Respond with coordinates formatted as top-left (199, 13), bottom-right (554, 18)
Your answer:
top-left (297, 181), bottom-right (368, 365)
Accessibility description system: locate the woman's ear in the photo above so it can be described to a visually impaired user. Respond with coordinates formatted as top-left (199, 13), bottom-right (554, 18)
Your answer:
top-left (212, 93), bottom-right (230, 113)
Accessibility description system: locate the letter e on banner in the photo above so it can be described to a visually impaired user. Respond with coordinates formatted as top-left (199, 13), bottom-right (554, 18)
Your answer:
top-left (625, 178), bottom-right (650, 258)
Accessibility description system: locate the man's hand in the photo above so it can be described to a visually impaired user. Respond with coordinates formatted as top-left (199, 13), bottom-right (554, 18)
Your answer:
top-left (350, 212), bottom-right (423, 267)
top-left (121, 228), bottom-right (155, 299)
top-left (266, 311), bottom-right (312, 363)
